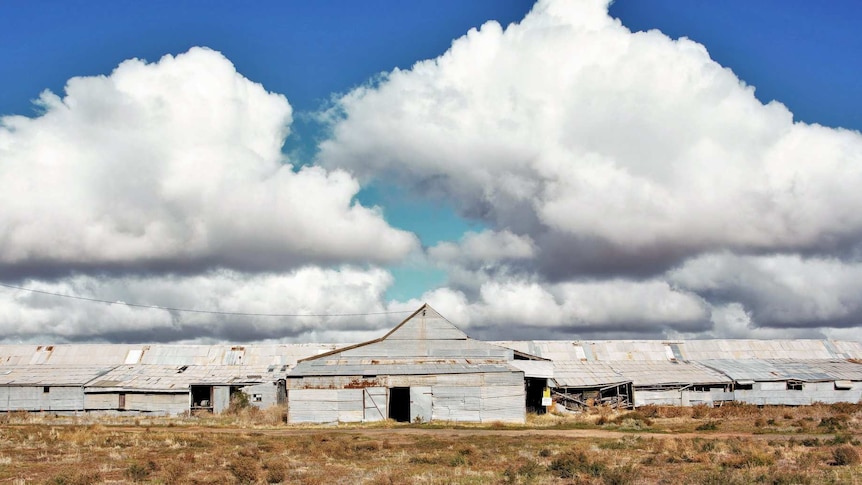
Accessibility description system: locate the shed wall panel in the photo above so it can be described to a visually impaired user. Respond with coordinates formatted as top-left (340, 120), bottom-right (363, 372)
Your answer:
top-left (125, 393), bottom-right (188, 414)
top-left (241, 382), bottom-right (279, 409)
top-left (213, 386), bottom-right (231, 413)
top-left (3, 386), bottom-right (84, 411)
top-left (480, 385), bottom-right (525, 423)
top-left (363, 388), bottom-right (387, 421)
top-left (84, 393), bottom-right (119, 410)
top-left (410, 386), bottom-right (433, 423)
top-left (636, 390), bottom-right (682, 407)
top-left (431, 386), bottom-right (482, 422)
top-left (287, 389), bottom-right (367, 423)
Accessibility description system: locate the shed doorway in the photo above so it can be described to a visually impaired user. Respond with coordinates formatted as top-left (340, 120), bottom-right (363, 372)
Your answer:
top-left (190, 385), bottom-right (214, 412)
top-left (525, 377), bottom-right (547, 414)
top-left (389, 387), bottom-right (410, 422)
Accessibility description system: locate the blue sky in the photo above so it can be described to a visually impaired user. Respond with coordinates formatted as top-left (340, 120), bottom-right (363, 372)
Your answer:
top-left (1, 0), bottom-right (862, 343)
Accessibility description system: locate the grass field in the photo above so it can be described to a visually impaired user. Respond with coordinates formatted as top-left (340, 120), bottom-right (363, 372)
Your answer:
top-left (0, 403), bottom-right (860, 484)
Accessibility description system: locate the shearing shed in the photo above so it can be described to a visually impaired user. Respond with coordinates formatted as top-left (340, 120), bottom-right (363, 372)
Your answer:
top-left (2, 307), bottom-right (862, 419)
top-left (285, 305), bottom-right (537, 424)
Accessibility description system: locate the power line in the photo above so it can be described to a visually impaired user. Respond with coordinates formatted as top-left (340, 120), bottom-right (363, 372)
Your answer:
top-left (0, 282), bottom-right (412, 318)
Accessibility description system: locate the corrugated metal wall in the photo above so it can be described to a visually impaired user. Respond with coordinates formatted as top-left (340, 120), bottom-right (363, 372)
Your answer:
top-left (0, 386), bottom-right (84, 411)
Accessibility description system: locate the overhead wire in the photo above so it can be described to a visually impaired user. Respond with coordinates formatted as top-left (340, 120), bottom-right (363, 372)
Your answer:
top-left (0, 282), bottom-right (412, 318)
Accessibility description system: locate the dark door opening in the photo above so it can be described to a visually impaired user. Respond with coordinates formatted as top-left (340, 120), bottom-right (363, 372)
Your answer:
top-left (389, 387), bottom-right (410, 422)
top-left (191, 385), bottom-right (214, 412)
top-left (525, 378), bottom-right (547, 414)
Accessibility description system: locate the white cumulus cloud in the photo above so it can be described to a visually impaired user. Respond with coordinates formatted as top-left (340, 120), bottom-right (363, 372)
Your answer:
top-left (316, 0), bottom-right (862, 340)
top-left (0, 47), bottom-right (417, 276)
top-left (0, 267), bottom-right (401, 343)
top-left (319, 0), bottom-right (862, 278)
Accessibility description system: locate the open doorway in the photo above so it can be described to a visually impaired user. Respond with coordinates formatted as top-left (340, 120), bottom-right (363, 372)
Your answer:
top-left (190, 385), bottom-right (213, 412)
top-left (525, 377), bottom-right (547, 414)
top-left (388, 387), bottom-right (410, 422)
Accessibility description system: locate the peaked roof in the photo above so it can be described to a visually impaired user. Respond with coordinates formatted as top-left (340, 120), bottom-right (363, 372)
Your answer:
top-left (382, 304), bottom-right (468, 341)
top-left (288, 305), bottom-right (538, 378)
top-left (295, 304), bottom-right (468, 364)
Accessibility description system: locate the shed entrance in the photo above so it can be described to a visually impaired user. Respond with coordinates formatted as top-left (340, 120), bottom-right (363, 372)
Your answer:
top-left (190, 385), bottom-right (214, 412)
top-left (389, 387), bottom-right (410, 422)
top-left (525, 377), bottom-right (547, 414)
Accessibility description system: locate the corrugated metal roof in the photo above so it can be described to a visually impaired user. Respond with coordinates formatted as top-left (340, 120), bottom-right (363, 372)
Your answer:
top-left (680, 340), bottom-right (843, 360)
top-left (86, 364), bottom-right (274, 391)
top-left (509, 360), bottom-right (554, 378)
top-left (551, 361), bottom-right (628, 387)
top-left (699, 359), bottom-right (862, 382)
top-left (0, 344), bottom-right (341, 367)
top-left (606, 361), bottom-right (731, 387)
top-left (491, 340), bottom-right (862, 361)
top-left (290, 361), bottom-right (518, 377)
top-left (290, 305), bottom-right (523, 378)
top-left (0, 365), bottom-right (114, 386)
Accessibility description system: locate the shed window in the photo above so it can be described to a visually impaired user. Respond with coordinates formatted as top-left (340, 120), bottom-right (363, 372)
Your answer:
top-left (253, 394), bottom-right (262, 403)
top-left (735, 380), bottom-right (753, 390)
top-left (834, 381), bottom-right (852, 390)
top-left (786, 381), bottom-right (804, 391)
top-left (43, 386), bottom-right (50, 393)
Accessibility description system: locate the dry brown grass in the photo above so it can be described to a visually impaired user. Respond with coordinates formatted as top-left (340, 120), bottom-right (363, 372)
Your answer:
top-left (0, 403), bottom-right (859, 483)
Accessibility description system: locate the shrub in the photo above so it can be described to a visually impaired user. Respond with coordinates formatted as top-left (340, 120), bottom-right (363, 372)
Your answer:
top-left (503, 460), bottom-right (544, 483)
top-left (817, 415), bottom-right (849, 431)
top-left (602, 464), bottom-right (637, 485)
top-left (227, 455), bottom-right (260, 484)
top-left (264, 459), bottom-right (287, 483)
top-left (161, 461), bottom-right (188, 483)
top-left (696, 421), bottom-right (720, 431)
top-left (45, 471), bottom-right (102, 485)
top-left (227, 391), bottom-right (251, 414)
top-left (548, 450), bottom-right (605, 479)
top-left (833, 445), bottom-right (860, 466)
top-left (125, 462), bottom-right (151, 482)
top-left (449, 453), bottom-right (468, 467)
top-left (691, 404), bottom-right (710, 419)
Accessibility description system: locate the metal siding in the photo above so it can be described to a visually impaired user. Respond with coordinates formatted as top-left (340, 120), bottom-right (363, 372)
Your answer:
top-left (287, 389), bottom-right (342, 423)
top-left (84, 393), bottom-right (119, 410)
top-left (213, 386), bottom-right (231, 413)
top-left (363, 388), bottom-right (387, 421)
top-left (47, 387), bottom-right (85, 411)
top-left (636, 390), bottom-right (682, 407)
top-left (432, 386), bottom-right (482, 422)
top-left (385, 307), bottom-right (468, 341)
top-left (681, 390), bottom-right (714, 406)
top-left (125, 393), bottom-right (188, 415)
top-left (410, 387), bottom-right (432, 422)
top-left (241, 382), bottom-right (279, 409)
top-left (3, 386), bottom-right (84, 411)
top-left (480, 385), bottom-right (525, 423)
